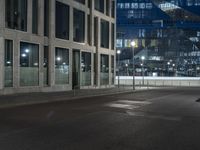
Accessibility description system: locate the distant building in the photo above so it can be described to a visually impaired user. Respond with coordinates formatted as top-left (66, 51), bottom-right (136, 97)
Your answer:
top-left (0, 0), bottom-right (116, 95)
top-left (117, 0), bottom-right (200, 77)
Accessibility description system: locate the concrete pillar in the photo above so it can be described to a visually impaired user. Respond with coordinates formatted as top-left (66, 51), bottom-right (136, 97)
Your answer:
top-left (91, 52), bottom-right (94, 86)
top-left (27, 0), bottom-right (33, 33)
top-left (69, 48), bottom-right (73, 88)
top-left (13, 40), bottom-right (20, 88)
top-left (49, 0), bottom-right (56, 86)
top-left (96, 17), bottom-right (101, 87)
top-left (0, 0), bottom-right (5, 28)
top-left (109, 54), bottom-right (111, 86)
top-left (90, 0), bottom-right (94, 46)
top-left (39, 44), bottom-right (44, 87)
top-left (69, 6), bottom-right (74, 42)
top-left (38, 0), bottom-right (44, 36)
top-left (0, 37), bottom-right (4, 89)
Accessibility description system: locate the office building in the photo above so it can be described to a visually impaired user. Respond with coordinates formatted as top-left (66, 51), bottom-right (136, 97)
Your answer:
top-left (0, 0), bottom-right (116, 94)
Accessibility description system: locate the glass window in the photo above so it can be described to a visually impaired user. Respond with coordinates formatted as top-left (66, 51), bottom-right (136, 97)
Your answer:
top-left (81, 52), bottom-right (91, 86)
top-left (111, 23), bottom-right (115, 50)
top-left (55, 47), bottom-right (69, 84)
top-left (32, 0), bottom-right (38, 34)
top-left (94, 17), bottom-right (98, 46)
top-left (74, 0), bottom-right (85, 4)
top-left (101, 19), bottom-right (109, 48)
top-left (111, 0), bottom-right (115, 18)
top-left (100, 54), bottom-right (109, 85)
top-left (73, 9), bottom-right (85, 43)
top-left (44, 46), bottom-right (49, 86)
top-left (87, 15), bottom-right (91, 45)
top-left (125, 3), bottom-right (130, 9)
top-left (20, 42), bottom-right (39, 86)
top-left (5, 0), bottom-right (27, 31)
top-left (56, 1), bottom-right (69, 40)
top-left (44, 0), bottom-right (49, 36)
top-left (95, 0), bottom-right (104, 13)
top-left (106, 0), bottom-right (110, 16)
top-left (4, 40), bottom-right (13, 87)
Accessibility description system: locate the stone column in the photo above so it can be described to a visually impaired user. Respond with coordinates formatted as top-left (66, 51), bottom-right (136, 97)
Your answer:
top-left (49, 0), bottom-right (56, 86)
top-left (109, 54), bottom-right (111, 86)
top-left (27, 0), bottom-right (33, 33)
top-left (38, 0), bottom-right (44, 36)
top-left (69, 6), bottom-right (74, 42)
top-left (13, 39), bottom-right (20, 88)
top-left (0, 37), bottom-right (4, 89)
top-left (96, 17), bottom-right (101, 87)
top-left (0, 0), bottom-right (5, 28)
top-left (39, 44), bottom-right (44, 87)
top-left (90, 0), bottom-right (94, 46)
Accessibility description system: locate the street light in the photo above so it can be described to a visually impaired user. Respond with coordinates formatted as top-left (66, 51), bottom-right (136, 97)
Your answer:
top-left (167, 62), bottom-right (170, 76)
top-left (131, 41), bottom-right (136, 90)
top-left (117, 50), bottom-right (121, 88)
top-left (141, 56), bottom-right (145, 86)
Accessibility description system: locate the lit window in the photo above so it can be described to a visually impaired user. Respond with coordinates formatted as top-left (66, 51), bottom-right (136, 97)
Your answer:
top-left (146, 3), bottom-right (152, 9)
top-left (131, 3), bottom-right (138, 9)
top-left (139, 3), bottom-right (146, 9)
top-left (125, 3), bottom-right (130, 9)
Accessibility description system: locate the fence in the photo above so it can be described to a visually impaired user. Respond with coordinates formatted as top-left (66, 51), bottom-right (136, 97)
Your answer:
top-left (116, 76), bottom-right (200, 87)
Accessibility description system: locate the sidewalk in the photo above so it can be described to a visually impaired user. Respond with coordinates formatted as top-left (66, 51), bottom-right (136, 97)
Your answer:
top-left (0, 86), bottom-right (153, 109)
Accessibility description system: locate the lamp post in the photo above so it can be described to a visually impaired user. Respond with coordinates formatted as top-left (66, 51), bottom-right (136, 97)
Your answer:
top-left (125, 63), bottom-right (129, 76)
top-left (167, 62), bottom-right (170, 76)
top-left (131, 41), bottom-right (136, 90)
top-left (117, 50), bottom-right (121, 88)
top-left (141, 56), bottom-right (145, 86)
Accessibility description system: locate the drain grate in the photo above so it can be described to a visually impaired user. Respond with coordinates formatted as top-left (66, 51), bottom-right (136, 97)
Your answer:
top-left (196, 98), bottom-right (200, 102)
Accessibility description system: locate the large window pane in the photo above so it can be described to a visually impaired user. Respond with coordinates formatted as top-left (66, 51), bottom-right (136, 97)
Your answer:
top-left (101, 19), bottom-right (109, 48)
top-left (44, 46), bottom-right (49, 86)
top-left (111, 23), bottom-right (115, 50)
top-left (4, 40), bottom-right (13, 87)
top-left (100, 54), bottom-right (109, 85)
top-left (20, 42), bottom-right (39, 86)
top-left (73, 9), bottom-right (85, 43)
top-left (44, 0), bottom-right (49, 36)
top-left (87, 15), bottom-right (91, 45)
top-left (74, 0), bottom-right (85, 4)
top-left (95, 0), bottom-right (104, 13)
top-left (56, 1), bottom-right (69, 40)
top-left (55, 47), bottom-right (69, 84)
top-left (111, 0), bottom-right (115, 18)
top-left (5, 0), bottom-right (27, 31)
top-left (81, 52), bottom-right (91, 86)
top-left (94, 17), bottom-right (98, 46)
top-left (32, 0), bottom-right (38, 34)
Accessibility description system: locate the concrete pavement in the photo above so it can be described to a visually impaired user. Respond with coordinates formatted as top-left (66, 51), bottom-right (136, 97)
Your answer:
top-left (0, 88), bottom-right (200, 150)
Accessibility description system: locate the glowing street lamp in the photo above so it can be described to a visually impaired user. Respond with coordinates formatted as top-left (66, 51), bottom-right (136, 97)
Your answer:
top-left (141, 56), bottom-right (145, 86)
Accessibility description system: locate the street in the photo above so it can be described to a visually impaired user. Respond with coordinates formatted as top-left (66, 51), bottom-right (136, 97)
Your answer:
top-left (1, 88), bottom-right (200, 150)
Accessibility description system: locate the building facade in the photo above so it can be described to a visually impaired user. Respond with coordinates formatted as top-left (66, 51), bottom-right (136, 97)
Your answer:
top-left (116, 0), bottom-right (200, 77)
top-left (0, 0), bottom-right (116, 95)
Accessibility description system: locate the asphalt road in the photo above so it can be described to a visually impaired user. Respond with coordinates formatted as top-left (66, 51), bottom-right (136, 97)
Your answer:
top-left (1, 88), bottom-right (200, 150)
